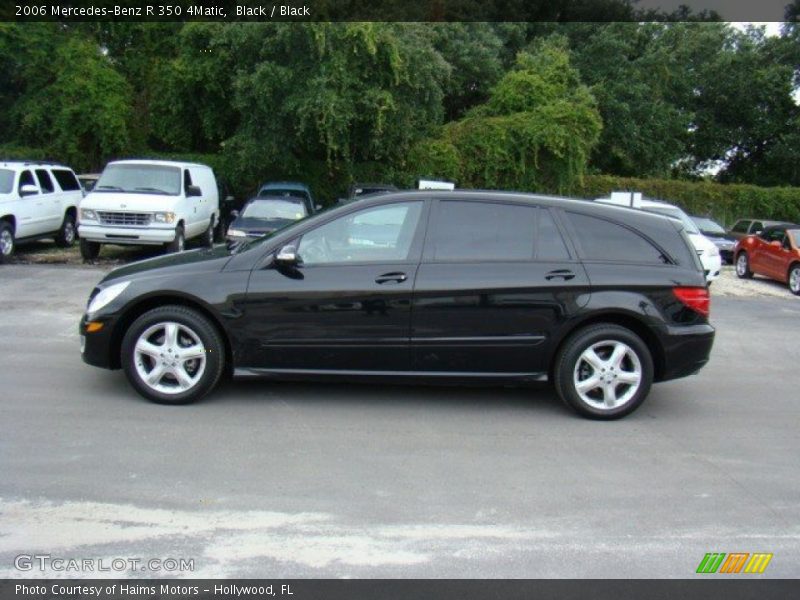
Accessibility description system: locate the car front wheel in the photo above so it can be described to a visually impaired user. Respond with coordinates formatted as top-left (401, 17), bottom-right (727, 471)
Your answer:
top-left (554, 324), bottom-right (654, 420)
top-left (80, 238), bottom-right (101, 260)
top-left (735, 252), bottom-right (753, 278)
top-left (121, 306), bottom-right (225, 404)
top-left (165, 224), bottom-right (185, 253)
top-left (789, 264), bottom-right (800, 296)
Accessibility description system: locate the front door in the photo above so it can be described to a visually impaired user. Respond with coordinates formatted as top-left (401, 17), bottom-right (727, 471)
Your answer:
top-left (242, 200), bottom-right (428, 372)
top-left (411, 199), bottom-right (590, 375)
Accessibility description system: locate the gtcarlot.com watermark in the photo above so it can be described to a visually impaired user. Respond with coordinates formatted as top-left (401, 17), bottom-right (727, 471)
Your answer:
top-left (15, 554), bottom-right (194, 573)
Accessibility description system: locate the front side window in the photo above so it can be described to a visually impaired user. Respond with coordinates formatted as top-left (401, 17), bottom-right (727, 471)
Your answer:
top-left (763, 228), bottom-right (786, 244)
top-left (35, 169), bottom-right (54, 194)
top-left (298, 201), bottom-right (422, 265)
top-left (18, 170), bottom-right (36, 195)
top-left (731, 220), bottom-right (750, 233)
top-left (751, 221), bottom-right (764, 234)
top-left (430, 201), bottom-right (538, 261)
top-left (566, 212), bottom-right (669, 264)
top-left (95, 164), bottom-right (182, 196)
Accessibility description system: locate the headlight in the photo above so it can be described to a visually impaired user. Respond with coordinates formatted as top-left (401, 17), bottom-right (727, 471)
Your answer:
top-left (80, 209), bottom-right (97, 221)
top-left (153, 212), bottom-right (175, 224)
top-left (227, 228), bottom-right (247, 238)
top-left (87, 281), bottom-right (130, 314)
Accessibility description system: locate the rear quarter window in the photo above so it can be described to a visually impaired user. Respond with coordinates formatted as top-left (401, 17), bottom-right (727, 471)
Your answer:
top-left (731, 220), bottom-right (750, 234)
top-left (565, 212), bottom-right (669, 264)
top-left (51, 169), bottom-right (81, 192)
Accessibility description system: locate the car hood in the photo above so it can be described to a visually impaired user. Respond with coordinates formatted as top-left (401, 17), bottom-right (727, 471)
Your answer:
top-left (687, 232), bottom-right (718, 252)
top-left (81, 191), bottom-right (178, 211)
top-left (101, 245), bottom-right (234, 284)
top-left (230, 216), bottom-right (295, 233)
top-left (702, 232), bottom-right (735, 242)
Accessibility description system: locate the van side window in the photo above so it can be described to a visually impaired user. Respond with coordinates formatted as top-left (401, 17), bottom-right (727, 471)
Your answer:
top-left (430, 201), bottom-right (537, 261)
top-left (52, 169), bottom-right (81, 191)
top-left (184, 169), bottom-right (193, 191)
top-left (566, 212), bottom-right (669, 264)
top-left (35, 169), bottom-right (54, 194)
top-left (731, 220), bottom-right (749, 233)
top-left (18, 170), bottom-right (36, 194)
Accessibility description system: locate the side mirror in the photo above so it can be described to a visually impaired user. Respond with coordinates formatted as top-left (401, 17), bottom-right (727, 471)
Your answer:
top-left (19, 184), bottom-right (38, 197)
top-left (186, 185), bottom-right (202, 198)
top-left (224, 195), bottom-right (235, 203)
top-left (315, 204), bottom-right (323, 211)
top-left (275, 244), bottom-right (300, 267)
top-left (230, 210), bottom-right (239, 219)
top-left (754, 229), bottom-right (762, 235)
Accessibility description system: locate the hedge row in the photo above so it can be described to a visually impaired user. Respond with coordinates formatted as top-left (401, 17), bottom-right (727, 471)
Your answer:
top-left (573, 175), bottom-right (800, 227)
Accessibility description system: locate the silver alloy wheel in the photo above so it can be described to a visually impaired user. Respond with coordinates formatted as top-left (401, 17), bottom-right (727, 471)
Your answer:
top-left (573, 340), bottom-right (643, 410)
top-left (736, 254), bottom-right (748, 276)
top-left (791, 267), bottom-right (800, 294)
top-left (0, 229), bottom-right (12, 256)
top-left (133, 321), bottom-right (206, 395)
top-left (64, 221), bottom-right (75, 243)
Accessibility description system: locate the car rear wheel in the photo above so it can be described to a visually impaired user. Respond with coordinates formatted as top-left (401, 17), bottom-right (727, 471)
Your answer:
top-left (55, 212), bottom-right (77, 247)
top-left (80, 238), bottom-right (101, 260)
top-left (736, 252), bottom-right (752, 279)
top-left (789, 264), bottom-right (800, 296)
top-left (0, 222), bottom-right (15, 263)
top-left (121, 306), bottom-right (225, 405)
top-left (554, 324), bottom-right (653, 420)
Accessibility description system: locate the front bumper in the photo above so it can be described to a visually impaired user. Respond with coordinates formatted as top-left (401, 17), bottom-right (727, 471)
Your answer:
top-left (659, 323), bottom-right (715, 381)
top-left (78, 224), bottom-right (176, 245)
top-left (701, 253), bottom-right (722, 282)
top-left (80, 313), bottom-right (119, 369)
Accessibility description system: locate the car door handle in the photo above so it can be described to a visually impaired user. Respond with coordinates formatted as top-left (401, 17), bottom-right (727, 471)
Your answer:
top-left (375, 272), bottom-right (408, 284)
top-left (545, 269), bottom-right (575, 281)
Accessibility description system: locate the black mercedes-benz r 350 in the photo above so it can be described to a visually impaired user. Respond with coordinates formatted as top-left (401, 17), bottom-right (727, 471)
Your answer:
top-left (80, 190), bottom-right (714, 419)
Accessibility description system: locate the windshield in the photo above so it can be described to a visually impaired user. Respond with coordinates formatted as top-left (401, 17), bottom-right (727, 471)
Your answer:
top-left (691, 216), bottom-right (726, 235)
top-left (95, 164), bottom-right (182, 195)
top-left (259, 188), bottom-right (308, 200)
top-left (0, 169), bottom-right (14, 194)
top-left (788, 229), bottom-right (800, 248)
top-left (242, 199), bottom-right (308, 220)
top-left (643, 205), bottom-right (701, 234)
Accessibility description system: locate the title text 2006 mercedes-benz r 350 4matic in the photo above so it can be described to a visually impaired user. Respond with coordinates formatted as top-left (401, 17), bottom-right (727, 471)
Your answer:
top-left (80, 191), bottom-right (714, 419)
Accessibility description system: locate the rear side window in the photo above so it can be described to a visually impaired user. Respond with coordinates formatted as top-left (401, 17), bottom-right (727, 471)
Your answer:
top-left (538, 210), bottom-right (570, 260)
top-left (35, 169), bottom-right (54, 193)
top-left (0, 169), bottom-right (13, 194)
top-left (731, 220), bottom-right (750, 233)
top-left (430, 201), bottom-right (537, 261)
top-left (52, 169), bottom-right (81, 191)
top-left (566, 212), bottom-right (668, 264)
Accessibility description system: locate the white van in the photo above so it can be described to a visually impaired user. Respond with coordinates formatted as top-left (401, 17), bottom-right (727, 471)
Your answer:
top-left (595, 192), bottom-right (721, 283)
top-left (78, 160), bottom-right (219, 259)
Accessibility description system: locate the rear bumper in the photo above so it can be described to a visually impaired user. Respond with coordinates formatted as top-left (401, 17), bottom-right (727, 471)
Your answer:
top-left (78, 224), bottom-right (175, 245)
top-left (658, 323), bottom-right (715, 381)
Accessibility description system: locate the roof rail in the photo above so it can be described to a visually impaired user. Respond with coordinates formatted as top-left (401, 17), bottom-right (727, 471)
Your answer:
top-left (0, 159), bottom-right (64, 167)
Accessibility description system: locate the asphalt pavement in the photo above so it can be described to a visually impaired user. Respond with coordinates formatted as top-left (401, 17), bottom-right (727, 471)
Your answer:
top-left (0, 264), bottom-right (798, 578)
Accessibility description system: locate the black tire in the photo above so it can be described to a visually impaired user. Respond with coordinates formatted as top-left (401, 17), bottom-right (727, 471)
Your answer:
top-left (214, 215), bottom-right (228, 243)
top-left (554, 324), bottom-right (654, 420)
top-left (165, 224), bottom-right (185, 254)
top-left (121, 305), bottom-right (226, 405)
top-left (0, 221), bottom-right (14, 263)
top-left (203, 218), bottom-right (215, 248)
top-left (55, 212), bottom-right (77, 247)
top-left (80, 238), bottom-right (101, 260)
top-left (789, 263), bottom-right (800, 296)
top-left (735, 252), bottom-right (753, 279)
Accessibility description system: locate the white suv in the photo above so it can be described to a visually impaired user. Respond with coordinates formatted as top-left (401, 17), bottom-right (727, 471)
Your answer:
top-left (78, 160), bottom-right (219, 259)
top-left (0, 161), bottom-right (82, 263)
top-left (595, 192), bottom-right (721, 283)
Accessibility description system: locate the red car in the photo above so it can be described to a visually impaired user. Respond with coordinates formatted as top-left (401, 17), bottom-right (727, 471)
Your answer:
top-left (734, 224), bottom-right (800, 295)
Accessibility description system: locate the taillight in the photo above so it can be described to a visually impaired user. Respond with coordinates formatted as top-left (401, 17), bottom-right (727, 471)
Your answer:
top-left (673, 286), bottom-right (710, 317)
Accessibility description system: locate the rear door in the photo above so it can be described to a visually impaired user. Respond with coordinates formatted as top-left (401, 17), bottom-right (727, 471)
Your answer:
top-left (35, 169), bottom-right (62, 231)
top-left (411, 199), bottom-right (589, 375)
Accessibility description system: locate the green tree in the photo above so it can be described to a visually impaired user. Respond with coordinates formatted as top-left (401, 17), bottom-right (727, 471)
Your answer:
top-left (411, 37), bottom-right (602, 193)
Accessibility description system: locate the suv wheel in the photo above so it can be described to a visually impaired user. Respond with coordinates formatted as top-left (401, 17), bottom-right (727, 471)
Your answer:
top-left (735, 252), bottom-right (753, 279)
top-left (554, 324), bottom-right (654, 420)
top-left (165, 224), bottom-right (185, 253)
top-left (0, 222), bottom-right (14, 263)
top-left (789, 264), bottom-right (800, 296)
top-left (80, 238), bottom-right (101, 260)
top-left (121, 306), bottom-right (225, 404)
top-left (55, 212), bottom-right (77, 247)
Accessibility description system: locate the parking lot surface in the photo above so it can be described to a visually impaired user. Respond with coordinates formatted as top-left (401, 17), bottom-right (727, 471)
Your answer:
top-left (0, 264), bottom-right (798, 578)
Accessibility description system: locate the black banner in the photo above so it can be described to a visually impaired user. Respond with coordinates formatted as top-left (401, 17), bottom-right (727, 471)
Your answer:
top-left (1, 580), bottom-right (799, 600)
top-left (1, 0), bottom-right (797, 22)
